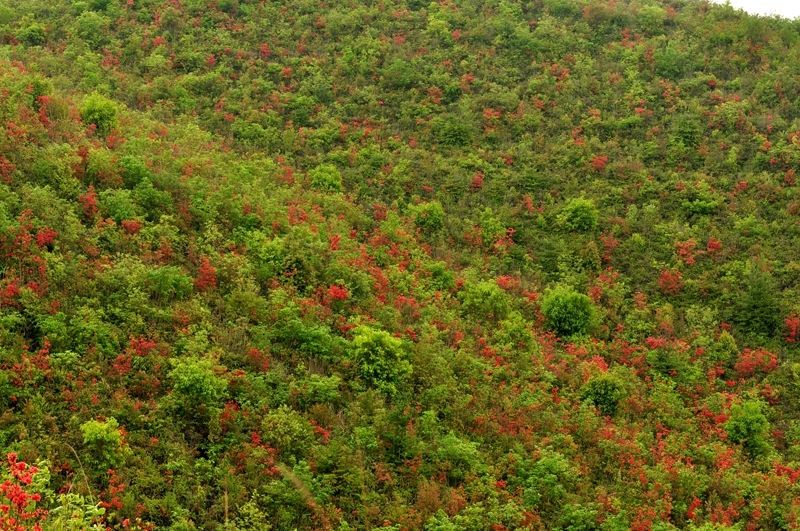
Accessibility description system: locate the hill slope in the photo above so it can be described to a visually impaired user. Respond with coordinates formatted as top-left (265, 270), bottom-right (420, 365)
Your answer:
top-left (2, 0), bottom-right (800, 529)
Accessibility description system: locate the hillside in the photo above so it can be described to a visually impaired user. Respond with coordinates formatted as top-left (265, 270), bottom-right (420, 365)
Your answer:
top-left (1, 0), bottom-right (800, 529)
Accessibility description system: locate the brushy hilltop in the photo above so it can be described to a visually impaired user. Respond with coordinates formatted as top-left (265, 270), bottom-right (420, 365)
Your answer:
top-left (1, 0), bottom-right (800, 529)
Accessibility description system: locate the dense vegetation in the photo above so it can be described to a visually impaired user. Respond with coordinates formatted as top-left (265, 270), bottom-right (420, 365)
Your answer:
top-left (2, 0), bottom-right (800, 529)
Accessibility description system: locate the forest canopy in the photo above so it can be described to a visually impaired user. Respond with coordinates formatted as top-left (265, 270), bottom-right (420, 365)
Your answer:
top-left (1, 0), bottom-right (800, 530)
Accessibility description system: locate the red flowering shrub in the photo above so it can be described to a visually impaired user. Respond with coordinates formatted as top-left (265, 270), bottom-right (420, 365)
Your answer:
top-left (785, 313), bottom-right (800, 343)
top-left (470, 172), bottom-right (484, 190)
top-left (706, 237), bottom-right (722, 255)
top-left (676, 239), bottom-right (696, 265)
top-left (645, 336), bottom-right (669, 350)
top-left (735, 348), bottom-right (778, 378)
top-left (591, 156), bottom-right (608, 171)
top-left (194, 257), bottom-right (217, 291)
top-left (658, 269), bottom-right (683, 295)
top-left (374, 204), bottom-right (388, 221)
top-left (79, 186), bottom-right (99, 218)
top-left (34, 228), bottom-right (56, 249)
top-left (495, 275), bottom-right (519, 291)
top-left (0, 453), bottom-right (47, 531)
top-left (121, 220), bottom-right (142, 234)
top-left (328, 285), bottom-right (349, 301)
top-left (129, 335), bottom-right (157, 357)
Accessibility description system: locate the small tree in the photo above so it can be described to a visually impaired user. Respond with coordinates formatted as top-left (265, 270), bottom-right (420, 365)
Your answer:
top-left (541, 285), bottom-right (596, 337)
top-left (411, 201), bottom-right (446, 236)
top-left (725, 399), bottom-right (772, 458)
top-left (733, 265), bottom-right (781, 338)
top-left (559, 198), bottom-right (599, 232)
top-left (350, 326), bottom-right (411, 397)
top-left (580, 374), bottom-right (624, 416)
top-left (80, 417), bottom-right (127, 471)
top-left (308, 164), bottom-right (343, 192)
top-left (81, 93), bottom-right (118, 136)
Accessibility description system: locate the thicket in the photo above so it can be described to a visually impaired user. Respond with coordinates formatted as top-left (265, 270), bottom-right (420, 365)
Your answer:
top-left (0, 0), bottom-right (800, 529)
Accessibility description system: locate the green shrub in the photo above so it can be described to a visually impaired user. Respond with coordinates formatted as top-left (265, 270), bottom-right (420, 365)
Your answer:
top-left (349, 325), bottom-right (412, 396)
top-left (273, 303), bottom-right (340, 360)
top-left (431, 115), bottom-right (473, 147)
top-left (410, 201), bottom-right (446, 236)
top-left (558, 503), bottom-right (600, 531)
top-left (286, 95), bottom-right (317, 127)
top-left (654, 41), bottom-right (685, 80)
top-left (80, 417), bottom-right (126, 470)
top-left (732, 265), bottom-right (781, 339)
top-left (541, 285), bottom-right (595, 336)
top-left (133, 179), bottom-right (173, 221)
top-left (559, 198), bottom-right (599, 232)
top-left (520, 449), bottom-right (577, 514)
top-left (75, 11), bottom-right (108, 48)
top-left (425, 510), bottom-right (464, 531)
top-left (427, 261), bottom-right (455, 291)
top-left (261, 405), bottom-right (314, 459)
top-left (292, 374), bottom-right (342, 408)
top-left (580, 374), bottom-right (624, 416)
top-left (458, 279), bottom-right (511, 321)
top-left (99, 189), bottom-right (138, 222)
top-left (725, 399), bottom-right (772, 458)
top-left (88, 0), bottom-right (111, 10)
top-left (15, 21), bottom-right (46, 46)
top-left (147, 266), bottom-right (193, 300)
top-left (169, 356), bottom-right (228, 409)
top-left (383, 59), bottom-right (417, 89)
top-left (81, 93), bottom-right (118, 135)
top-left (436, 432), bottom-right (484, 483)
top-left (308, 164), bottom-right (343, 192)
top-left (119, 155), bottom-right (152, 189)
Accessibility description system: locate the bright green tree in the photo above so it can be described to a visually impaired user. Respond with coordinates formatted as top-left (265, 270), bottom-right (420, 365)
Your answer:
top-left (81, 93), bottom-right (118, 136)
top-left (80, 417), bottom-right (127, 471)
top-left (349, 326), bottom-right (412, 397)
top-left (725, 399), bottom-right (772, 458)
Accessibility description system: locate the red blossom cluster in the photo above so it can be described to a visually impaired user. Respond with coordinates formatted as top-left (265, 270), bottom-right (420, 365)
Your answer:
top-left (591, 156), bottom-right (608, 171)
top-left (327, 285), bottom-right (349, 301)
top-left (470, 171), bottom-right (484, 190)
top-left (735, 348), bottom-right (778, 379)
top-left (675, 239), bottom-right (696, 265)
top-left (79, 186), bottom-right (99, 218)
top-left (0, 453), bottom-right (47, 531)
top-left (658, 269), bottom-right (683, 295)
top-left (194, 257), bottom-right (217, 291)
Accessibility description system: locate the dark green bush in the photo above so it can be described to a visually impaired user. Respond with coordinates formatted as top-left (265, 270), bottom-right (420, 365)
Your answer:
top-left (541, 285), bottom-right (596, 337)
top-left (431, 115), bottom-right (473, 147)
top-left (580, 375), bottom-right (624, 416)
